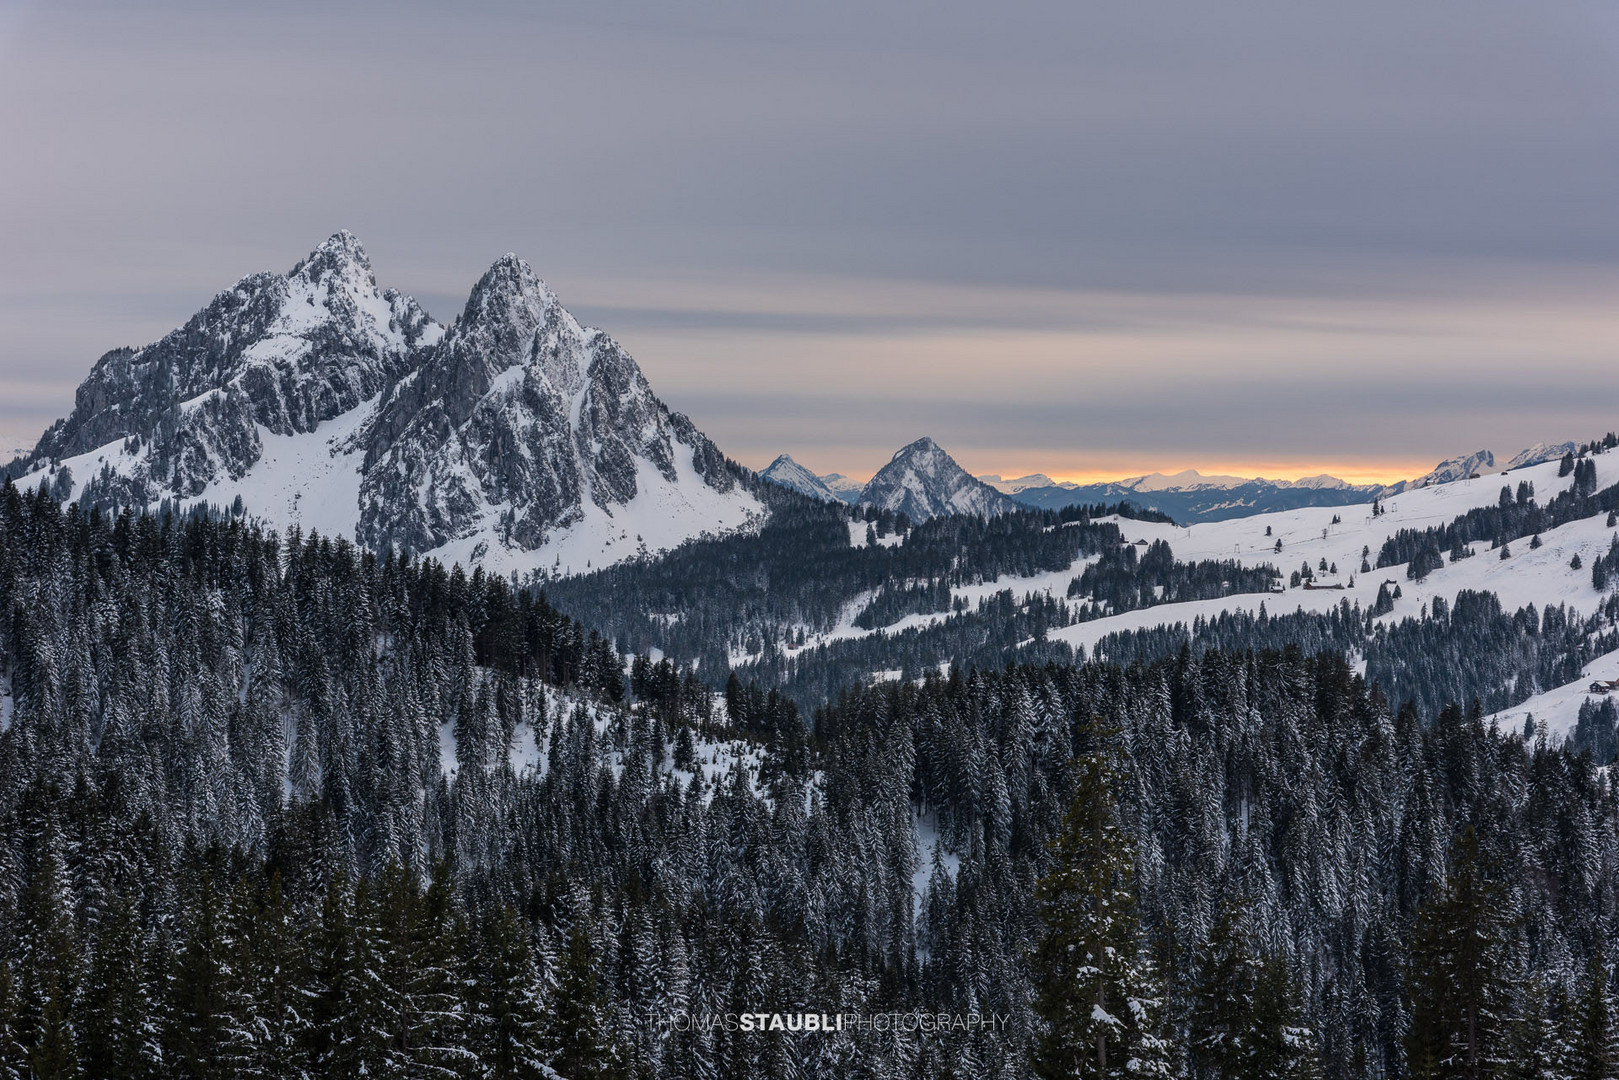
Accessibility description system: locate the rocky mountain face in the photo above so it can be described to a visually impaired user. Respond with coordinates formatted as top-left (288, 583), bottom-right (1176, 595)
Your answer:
top-left (858, 437), bottom-right (1019, 521)
top-left (27, 231), bottom-right (439, 503)
top-left (352, 255), bottom-right (740, 557)
top-left (16, 235), bottom-right (758, 574)
top-left (758, 454), bottom-right (840, 502)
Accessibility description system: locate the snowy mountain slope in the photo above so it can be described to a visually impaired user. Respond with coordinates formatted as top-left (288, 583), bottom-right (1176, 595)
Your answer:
top-left (760, 454), bottom-right (840, 502)
top-left (817, 472), bottom-right (865, 504)
top-left (15, 235), bottom-right (761, 576)
top-left (725, 548), bottom-right (1103, 671)
top-left (1037, 451), bottom-right (1619, 734)
top-left (1483, 648), bottom-right (1619, 743)
top-left (858, 437), bottom-right (1019, 521)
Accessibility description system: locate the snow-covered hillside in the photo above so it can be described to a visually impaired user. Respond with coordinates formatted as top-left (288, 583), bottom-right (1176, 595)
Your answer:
top-left (1052, 453), bottom-right (1615, 735)
top-left (770, 449), bottom-right (1618, 737)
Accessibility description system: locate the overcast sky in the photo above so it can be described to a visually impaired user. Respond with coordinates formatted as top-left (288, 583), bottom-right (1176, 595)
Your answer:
top-left (2, 0), bottom-right (1618, 482)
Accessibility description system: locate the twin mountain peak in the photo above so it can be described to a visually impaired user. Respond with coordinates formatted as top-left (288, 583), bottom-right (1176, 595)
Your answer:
top-left (15, 233), bottom-right (754, 576)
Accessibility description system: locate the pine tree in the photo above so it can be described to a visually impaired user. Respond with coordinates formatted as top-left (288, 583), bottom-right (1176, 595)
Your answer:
top-left (232, 873), bottom-right (307, 1080)
top-left (79, 890), bottom-right (153, 1080)
top-left (344, 875), bottom-right (395, 1076)
top-left (302, 874), bottom-right (360, 1077)
top-left (164, 874), bottom-right (238, 1080)
top-left (1571, 947), bottom-right (1618, 1080)
top-left (1504, 977), bottom-right (1571, 1080)
top-left (404, 862), bottom-right (475, 1079)
top-left (1030, 748), bottom-right (1173, 1079)
top-left (0, 962), bottom-right (24, 1080)
top-left (1190, 899), bottom-right (1318, 1080)
top-left (1404, 826), bottom-right (1513, 1080)
top-left (1190, 899), bottom-right (1263, 1078)
top-left (15, 847), bottom-right (79, 1080)
top-left (29, 991), bottom-right (77, 1080)
top-left (473, 905), bottom-right (551, 1080)
top-left (546, 920), bottom-right (627, 1080)
top-left (1248, 955), bottom-right (1322, 1080)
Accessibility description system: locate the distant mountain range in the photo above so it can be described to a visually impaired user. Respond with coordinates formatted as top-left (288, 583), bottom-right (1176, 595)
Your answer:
top-left (997, 446), bottom-right (1582, 522)
top-left (762, 440), bottom-right (1581, 524)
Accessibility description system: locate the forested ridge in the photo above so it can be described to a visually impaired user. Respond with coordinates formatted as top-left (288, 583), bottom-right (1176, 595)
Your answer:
top-left (546, 499), bottom-right (1294, 706)
top-left (3, 482), bottom-right (1619, 1077)
top-left (544, 477), bottom-right (1619, 727)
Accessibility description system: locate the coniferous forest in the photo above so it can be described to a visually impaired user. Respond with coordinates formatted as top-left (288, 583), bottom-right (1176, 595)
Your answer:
top-left (4, 480), bottom-right (1619, 1079)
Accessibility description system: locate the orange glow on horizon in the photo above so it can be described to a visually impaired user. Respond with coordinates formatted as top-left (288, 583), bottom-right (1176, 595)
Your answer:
top-left (981, 459), bottom-right (1438, 488)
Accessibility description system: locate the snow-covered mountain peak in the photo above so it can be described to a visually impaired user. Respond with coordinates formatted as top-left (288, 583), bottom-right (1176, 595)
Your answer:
top-left (351, 249), bottom-right (755, 568)
top-left (443, 253), bottom-right (599, 401)
top-left (817, 472), bottom-right (865, 504)
top-left (892, 436), bottom-right (941, 461)
top-left (1292, 474), bottom-right (1350, 490)
top-left (291, 229), bottom-right (374, 285)
top-left (274, 231), bottom-right (440, 355)
top-left (22, 232), bottom-right (439, 501)
top-left (463, 253), bottom-right (558, 324)
top-left (1120, 468), bottom-right (1273, 492)
top-left (759, 454), bottom-right (839, 502)
top-left (1505, 442), bottom-right (1577, 472)
top-left (859, 437), bottom-right (1019, 521)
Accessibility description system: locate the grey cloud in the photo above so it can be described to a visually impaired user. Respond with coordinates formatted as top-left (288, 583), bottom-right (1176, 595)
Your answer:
top-left (1, 0), bottom-right (1615, 476)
